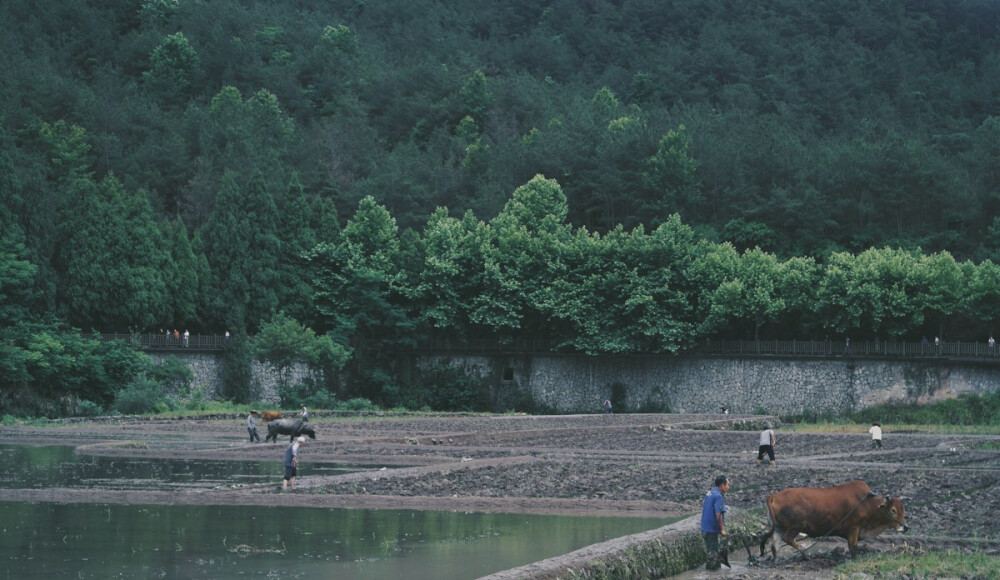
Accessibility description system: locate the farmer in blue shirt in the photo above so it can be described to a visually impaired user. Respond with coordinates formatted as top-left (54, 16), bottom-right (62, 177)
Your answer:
top-left (700, 475), bottom-right (730, 570)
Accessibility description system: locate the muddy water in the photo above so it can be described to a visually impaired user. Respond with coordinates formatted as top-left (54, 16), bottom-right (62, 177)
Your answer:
top-left (0, 445), bottom-right (674, 578)
top-left (0, 502), bottom-right (672, 579)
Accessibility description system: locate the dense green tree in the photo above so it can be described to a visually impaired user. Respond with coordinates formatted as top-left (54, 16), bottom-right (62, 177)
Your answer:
top-left (687, 241), bottom-right (741, 336)
top-left (475, 175), bottom-right (570, 335)
top-left (816, 247), bottom-right (924, 338)
top-left (307, 195), bottom-right (417, 402)
top-left (774, 255), bottom-right (821, 335)
top-left (190, 87), bottom-right (294, 224)
top-left (163, 218), bottom-right (200, 328)
top-left (253, 311), bottom-right (349, 393)
top-left (0, 237), bottom-right (37, 327)
top-left (458, 70), bottom-right (493, 126)
top-left (640, 125), bottom-right (702, 222)
top-left (57, 175), bottom-right (168, 330)
top-left (199, 171), bottom-right (281, 333)
top-left (915, 252), bottom-right (968, 339)
top-left (143, 32), bottom-right (200, 107)
top-left (276, 173), bottom-right (320, 324)
top-left (0, 325), bottom-right (146, 417)
top-left (968, 260), bottom-right (1000, 336)
top-left (717, 248), bottom-right (788, 341)
top-left (419, 208), bottom-right (486, 334)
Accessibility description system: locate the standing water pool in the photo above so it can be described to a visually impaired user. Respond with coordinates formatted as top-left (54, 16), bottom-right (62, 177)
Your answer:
top-left (0, 502), bottom-right (674, 579)
top-left (0, 445), bottom-right (675, 578)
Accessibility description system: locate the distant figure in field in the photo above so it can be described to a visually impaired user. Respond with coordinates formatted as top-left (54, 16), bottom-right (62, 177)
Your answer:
top-left (246, 410), bottom-right (260, 443)
top-left (869, 422), bottom-right (883, 450)
top-left (282, 436), bottom-right (306, 492)
top-left (603, 399), bottom-right (612, 415)
top-left (757, 425), bottom-right (777, 467)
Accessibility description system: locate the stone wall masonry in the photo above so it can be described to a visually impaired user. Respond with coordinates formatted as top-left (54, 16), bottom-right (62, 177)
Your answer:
top-left (147, 352), bottom-right (311, 404)
top-left (419, 354), bottom-right (1000, 415)
top-left (152, 352), bottom-right (1000, 414)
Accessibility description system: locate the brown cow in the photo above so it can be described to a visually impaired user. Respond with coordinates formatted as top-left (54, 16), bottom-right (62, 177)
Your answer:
top-left (760, 480), bottom-right (908, 560)
top-left (260, 411), bottom-right (282, 422)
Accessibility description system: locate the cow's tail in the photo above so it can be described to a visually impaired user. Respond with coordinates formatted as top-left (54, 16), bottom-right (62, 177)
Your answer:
top-left (759, 495), bottom-right (777, 558)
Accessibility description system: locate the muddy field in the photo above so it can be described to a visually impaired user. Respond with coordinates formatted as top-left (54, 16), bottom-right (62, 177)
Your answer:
top-left (2, 412), bottom-right (999, 578)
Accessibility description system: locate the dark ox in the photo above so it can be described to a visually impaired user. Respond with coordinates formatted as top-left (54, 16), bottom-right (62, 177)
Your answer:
top-left (260, 411), bottom-right (282, 422)
top-left (265, 419), bottom-right (316, 443)
top-left (760, 480), bottom-right (908, 560)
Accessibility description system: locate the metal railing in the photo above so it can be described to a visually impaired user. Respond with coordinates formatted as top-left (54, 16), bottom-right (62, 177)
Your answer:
top-left (688, 339), bottom-right (1000, 359)
top-left (416, 337), bottom-right (1000, 360)
top-left (97, 333), bottom-right (229, 351)
top-left (97, 333), bottom-right (1000, 361)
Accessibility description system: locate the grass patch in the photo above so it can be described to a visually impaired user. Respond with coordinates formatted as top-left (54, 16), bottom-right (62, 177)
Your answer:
top-left (835, 548), bottom-right (1000, 579)
top-left (783, 390), bottom-right (1000, 436)
top-left (784, 391), bottom-right (1000, 429)
top-left (783, 423), bottom-right (1000, 436)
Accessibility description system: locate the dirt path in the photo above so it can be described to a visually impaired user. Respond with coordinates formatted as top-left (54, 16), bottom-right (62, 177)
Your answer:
top-left (3, 413), bottom-right (999, 578)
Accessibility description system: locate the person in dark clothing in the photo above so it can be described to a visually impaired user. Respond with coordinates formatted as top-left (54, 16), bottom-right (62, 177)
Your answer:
top-left (282, 436), bottom-right (305, 492)
top-left (247, 410), bottom-right (260, 443)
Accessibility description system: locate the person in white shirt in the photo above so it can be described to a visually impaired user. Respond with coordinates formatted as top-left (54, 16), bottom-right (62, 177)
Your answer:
top-left (869, 422), bottom-right (883, 450)
top-left (756, 425), bottom-right (777, 467)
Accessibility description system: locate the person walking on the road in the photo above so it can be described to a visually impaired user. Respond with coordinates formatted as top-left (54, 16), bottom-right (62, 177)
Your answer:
top-left (700, 475), bottom-right (730, 571)
top-left (869, 422), bottom-right (883, 450)
top-left (602, 398), bottom-right (612, 415)
top-left (756, 424), bottom-right (777, 467)
top-left (301, 405), bottom-right (309, 422)
top-left (247, 410), bottom-right (260, 443)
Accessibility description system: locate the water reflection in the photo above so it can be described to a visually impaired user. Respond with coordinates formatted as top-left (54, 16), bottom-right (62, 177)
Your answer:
top-left (0, 445), bottom-right (369, 490)
top-left (0, 444), bottom-right (675, 577)
top-left (0, 502), bottom-right (674, 579)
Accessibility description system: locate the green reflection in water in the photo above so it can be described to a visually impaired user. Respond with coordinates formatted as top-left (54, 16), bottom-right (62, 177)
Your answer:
top-left (0, 445), bottom-right (371, 490)
top-left (0, 502), bottom-right (675, 579)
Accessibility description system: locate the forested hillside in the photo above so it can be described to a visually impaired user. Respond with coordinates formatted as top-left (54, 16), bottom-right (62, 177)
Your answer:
top-left (2, 0), bottom-right (1000, 413)
top-left (4, 0), bottom-right (1000, 252)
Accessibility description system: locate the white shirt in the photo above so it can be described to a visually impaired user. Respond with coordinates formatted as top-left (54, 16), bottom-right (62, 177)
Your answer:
top-left (869, 425), bottom-right (882, 440)
top-left (760, 429), bottom-right (775, 446)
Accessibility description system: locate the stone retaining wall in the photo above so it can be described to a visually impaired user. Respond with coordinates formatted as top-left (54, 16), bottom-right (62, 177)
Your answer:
top-left (420, 355), bottom-right (1000, 415)
top-left (153, 352), bottom-right (1000, 414)
top-left (146, 352), bottom-right (310, 403)
top-left (482, 514), bottom-right (705, 580)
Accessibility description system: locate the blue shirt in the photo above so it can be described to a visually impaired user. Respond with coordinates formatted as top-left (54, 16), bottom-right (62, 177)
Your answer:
top-left (700, 486), bottom-right (727, 533)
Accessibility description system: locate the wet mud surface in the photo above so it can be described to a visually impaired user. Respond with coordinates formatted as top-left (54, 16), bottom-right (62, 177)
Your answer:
top-left (3, 413), bottom-right (999, 578)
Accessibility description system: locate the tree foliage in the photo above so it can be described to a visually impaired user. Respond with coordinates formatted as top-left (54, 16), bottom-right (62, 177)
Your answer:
top-left (5, 0), bottom-right (1000, 414)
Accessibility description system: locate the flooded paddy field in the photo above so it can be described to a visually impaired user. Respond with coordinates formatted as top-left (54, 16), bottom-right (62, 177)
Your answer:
top-left (1, 413), bottom-right (999, 578)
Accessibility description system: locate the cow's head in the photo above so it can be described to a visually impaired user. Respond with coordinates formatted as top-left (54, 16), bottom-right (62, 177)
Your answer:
top-left (878, 496), bottom-right (908, 533)
top-left (300, 425), bottom-right (317, 439)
